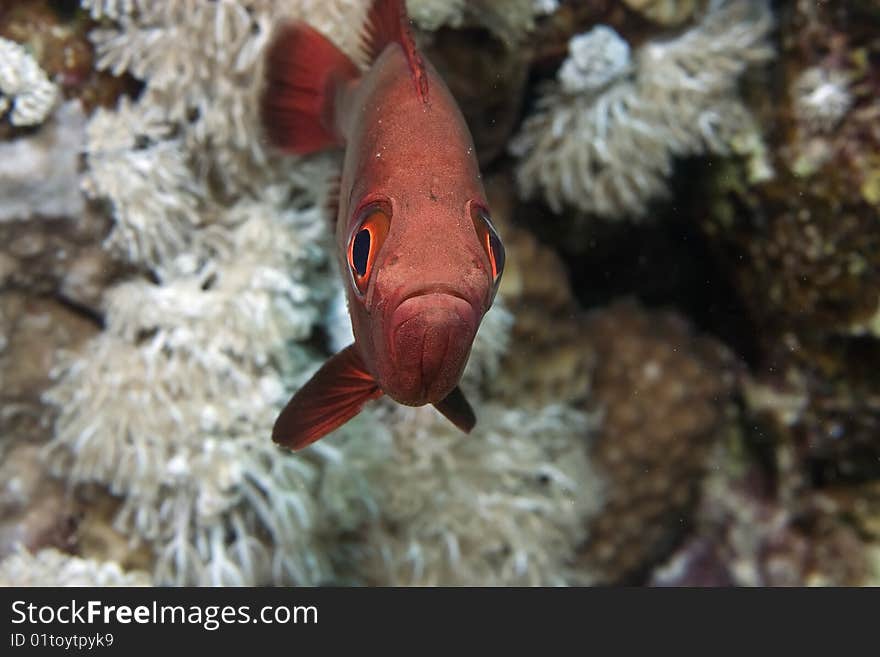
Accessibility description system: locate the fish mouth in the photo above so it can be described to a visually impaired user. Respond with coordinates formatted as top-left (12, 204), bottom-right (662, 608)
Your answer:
top-left (396, 284), bottom-right (473, 308)
top-left (386, 289), bottom-right (478, 403)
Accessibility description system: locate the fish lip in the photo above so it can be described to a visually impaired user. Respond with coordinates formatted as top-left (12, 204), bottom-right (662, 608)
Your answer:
top-left (396, 284), bottom-right (472, 308)
top-left (385, 289), bottom-right (478, 404)
top-left (390, 287), bottom-right (478, 337)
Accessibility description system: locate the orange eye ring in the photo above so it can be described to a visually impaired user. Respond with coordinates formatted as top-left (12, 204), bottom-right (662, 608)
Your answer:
top-left (470, 203), bottom-right (505, 290)
top-left (347, 205), bottom-right (391, 296)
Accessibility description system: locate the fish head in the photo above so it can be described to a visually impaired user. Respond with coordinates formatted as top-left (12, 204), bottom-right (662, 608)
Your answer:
top-left (343, 196), bottom-right (505, 406)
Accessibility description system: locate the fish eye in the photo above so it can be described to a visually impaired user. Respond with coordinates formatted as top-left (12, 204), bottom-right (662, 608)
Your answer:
top-left (347, 205), bottom-right (390, 295)
top-left (352, 229), bottom-right (370, 276)
top-left (470, 204), bottom-right (505, 288)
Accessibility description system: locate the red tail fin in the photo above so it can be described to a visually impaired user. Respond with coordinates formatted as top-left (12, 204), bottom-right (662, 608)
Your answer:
top-left (261, 22), bottom-right (359, 154)
top-left (272, 345), bottom-right (383, 451)
top-left (360, 0), bottom-right (428, 102)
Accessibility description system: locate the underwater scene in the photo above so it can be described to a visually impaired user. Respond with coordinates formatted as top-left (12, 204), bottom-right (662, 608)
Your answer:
top-left (0, 0), bottom-right (878, 587)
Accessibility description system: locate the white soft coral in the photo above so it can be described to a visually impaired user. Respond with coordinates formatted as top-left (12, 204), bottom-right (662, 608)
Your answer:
top-left (0, 37), bottom-right (58, 127)
top-left (511, 0), bottom-right (774, 219)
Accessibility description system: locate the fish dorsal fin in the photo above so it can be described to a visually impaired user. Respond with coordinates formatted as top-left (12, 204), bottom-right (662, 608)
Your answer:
top-left (272, 344), bottom-right (383, 450)
top-left (433, 385), bottom-right (476, 433)
top-left (359, 0), bottom-right (428, 103)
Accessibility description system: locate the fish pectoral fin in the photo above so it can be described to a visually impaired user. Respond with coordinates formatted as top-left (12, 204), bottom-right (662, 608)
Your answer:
top-left (433, 386), bottom-right (476, 434)
top-left (272, 345), bottom-right (382, 451)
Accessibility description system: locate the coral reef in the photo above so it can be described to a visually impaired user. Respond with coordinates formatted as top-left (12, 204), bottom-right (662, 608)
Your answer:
top-left (34, 1), bottom-right (386, 586)
top-left (0, 441), bottom-right (76, 560)
top-left (408, 0), bottom-right (562, 164)
top-left (0, 48), bottom-right (119, 573)
top-left (0, 101), bottom-right (121, 311)
top-left (511, 0), bottom-right (774, 219)
top-left (651, 438), bottom-right (873, 586)
top-left (699, 0), bottom-right (880, 481)
top-left (0, 0), bottom-right (134, 118)
top-left (470, 180), bottom-right (744, 586)
top-left (623, 0), bottom-right (704, 26)
top-left (0, 35), bottom-right (58, 126)
top-left (465, 0), bottom-right (554, 45)
top-left (323, 243), bottom-right (593, 585)
top-left (350, 403), bottom-right (600, 586)
top-left (574, 301), bottom-right (737, 584)
top-left (0, 101), bottom-right (84, 222)
top-left (37, 0), bottom-right (546, 588)
top-left (0, 0), bottom-right (877, 589)
top-left (408, 0), bottom-right (554, 44)
top-left (484, 175), bottom-right (593, 408)
top-left (792, 66), bottom-right (853, 133)
top-left (408, 0), bottom-right (466, 32)
top-left (557, 26), bottom-right (631, 95)
top-left (43, 197), bottom-right (383, 585)
top-left (0, 547), bottom-right (150, 586)
top-left (0, 292), bottom-right (97, 561)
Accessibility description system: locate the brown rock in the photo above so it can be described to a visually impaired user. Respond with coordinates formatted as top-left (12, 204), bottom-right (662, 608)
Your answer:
top-left (0, 292), bottom-right (98, 560)
top-left (575, 300), bottom-right (738, 584)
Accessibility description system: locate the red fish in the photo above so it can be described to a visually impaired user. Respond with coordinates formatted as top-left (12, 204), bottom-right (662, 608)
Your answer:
top-left (262, 0), bottom-right (505, 450)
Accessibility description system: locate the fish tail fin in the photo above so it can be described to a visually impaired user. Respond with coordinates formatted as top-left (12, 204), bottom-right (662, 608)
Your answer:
top-left (272, 345), bottom-right (383, 450)
top-left (261, 22), bottom-right (359, 154)
top-left (360, 0), bottom-right (428, 101)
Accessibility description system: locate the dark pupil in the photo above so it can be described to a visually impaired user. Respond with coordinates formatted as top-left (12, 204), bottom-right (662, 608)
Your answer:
top-left (352, 229), bottom-right (371, 276)
top-left (489, 230), bottom-right (505, 278)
